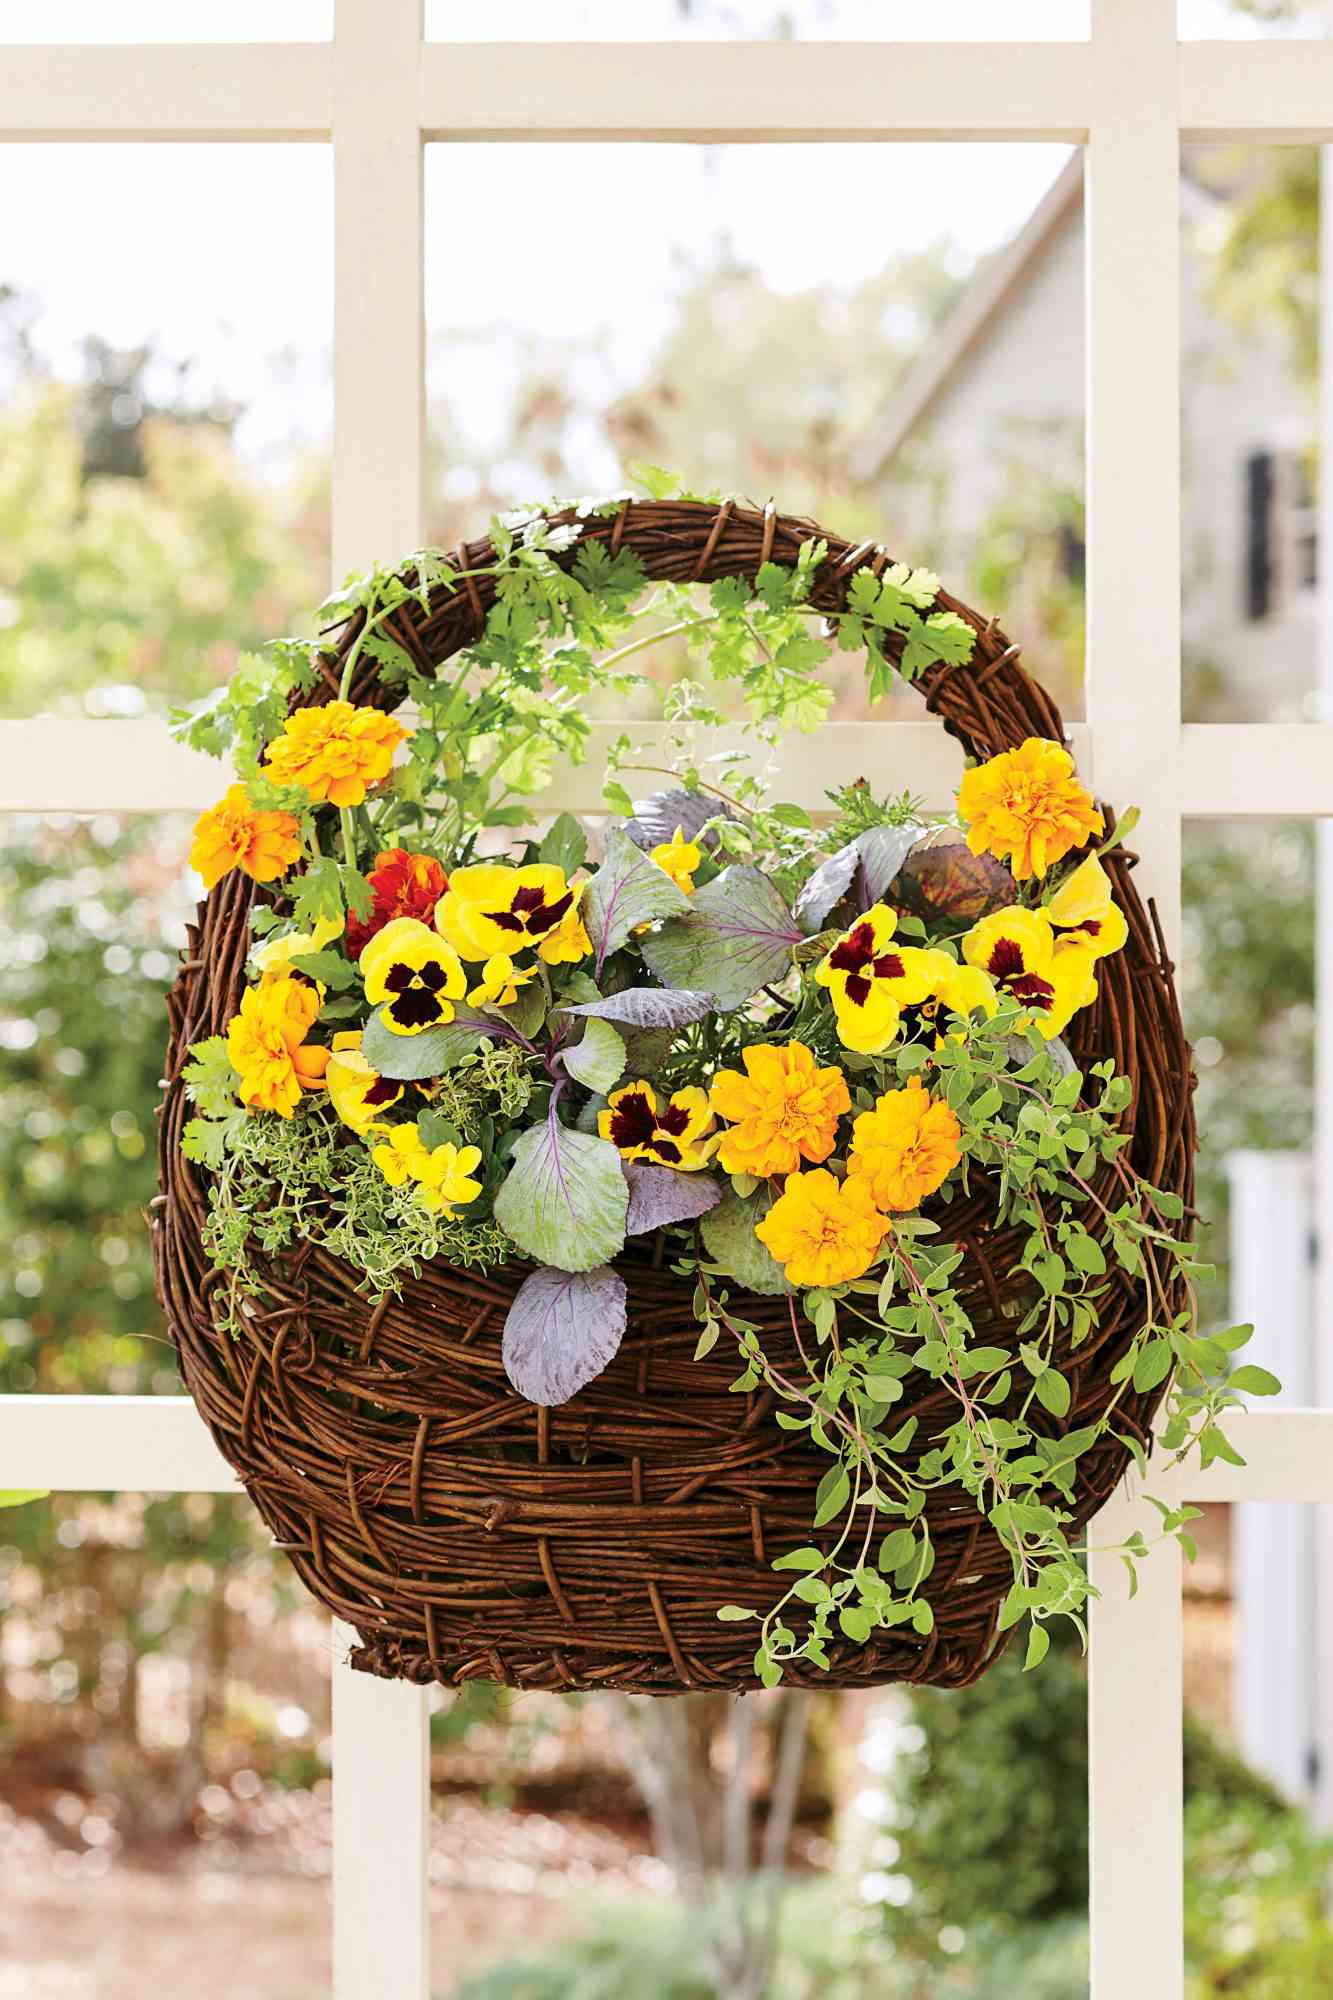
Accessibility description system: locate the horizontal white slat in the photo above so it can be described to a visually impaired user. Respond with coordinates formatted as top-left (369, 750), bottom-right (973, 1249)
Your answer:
top-left (420, 41), bottom-right (1093, 142)
top-left (8, 717), bottom-right (1333, 822)
top-left (0, 40), bottom-right (1331, 148)
top-left (1179, 39), bottom-right (1333, 145)
top-left (0, 1394), bottom-right (1327, 1504)
top-left (0, 1395), bottom-right (239, 1494)
top-left (0, 43), bottom-right (332, 139)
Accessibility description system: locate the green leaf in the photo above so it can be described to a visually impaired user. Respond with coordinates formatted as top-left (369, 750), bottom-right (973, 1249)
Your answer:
top-left (561, 1017), bottom-right (626, 1094)
top-left (1226, 1364), bottom-right (1282, 1397)
top-left (627, 461), bottom-right (679, 499)
top-left (539, 811), bottom-right (588, 877)
top-left (700, 1185), bottom-right (792, 1295)
top-left (493, 1120), bottom-right (628, 1272)
top-left (291, 949), bottom-right (358, 991)
top-left (772, 1547), bottom-right (826, 1573)
top-left (642, 865), bottom-right (801, 1011)
top-left (182, 1037), bottom-right (239, 1118)
top-left (583, 824), bottom-right (690, 965)
top-left (0, 1490), bottom-right (49, 1508)
top-left (839, 1607), bottom-right (873, 1644)
top-left (1132, 1340), bottom-right (1173, 1394)
top-left (1034, 1369), bottom-right (1071, 1418)
top-left (1023, 1623), bottom-right (1051, 1671)
top-left (716, 1604), bottom-right (756, 1622)
top-left (877, 1528), bottom-right (916, 1573)
top-left (813, 1465), bottom-right (851, 1529)
top-left (362, 1003), bottom-right (502, 1080)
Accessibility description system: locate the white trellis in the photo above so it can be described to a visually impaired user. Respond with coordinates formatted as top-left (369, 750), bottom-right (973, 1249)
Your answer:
top-left (3, 5), bottom-right (1333, 1996)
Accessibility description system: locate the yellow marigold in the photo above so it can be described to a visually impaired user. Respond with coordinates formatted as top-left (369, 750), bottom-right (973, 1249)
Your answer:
top-left (360, 917), bottom-right (466, 1036)
top-left (708, 1042), bottom-right (849, 1178)
top-left (847, 1077), bottom-right (962, 1214)
top-left (815, 904), bottom-right (936, 1055)
top-left (189, 784), bottom-right (301, 892)
top-left (598, 1081), bottom-right (718, 1171)
top-left (961, 907), bottom-right (1093, 1041)
top-left (754, 1169), bottom-right (886, 1288)
top-left (371, 1122), bottom-right (483, 1216)
top-left (1045, 854), bottom-right (1128, 959)
top-left (263, 700), bottom-right (408, 808)
top-left (957, 737), bottom-right (1104, 883)
top-left (436, 862), bottom-right (590, 966)
top-left (651, 826), bottom-right (702, 894)
top-left (325, 1030), bottom-right (403, 1135)
top-left (225, 974), bottom-right (329, 1118)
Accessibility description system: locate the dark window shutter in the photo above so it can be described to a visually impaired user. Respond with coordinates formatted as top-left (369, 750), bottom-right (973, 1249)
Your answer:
top-left (1245, 450), bottom-right (1274, 621)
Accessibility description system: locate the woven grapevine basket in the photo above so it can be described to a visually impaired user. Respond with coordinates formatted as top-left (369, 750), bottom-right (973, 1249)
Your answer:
top-left (154, 497), bottom-right (1195, 1695)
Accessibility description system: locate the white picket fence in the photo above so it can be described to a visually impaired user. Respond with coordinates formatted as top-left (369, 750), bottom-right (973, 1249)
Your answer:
top-left (3, 5), bottom-right (1333, 1994)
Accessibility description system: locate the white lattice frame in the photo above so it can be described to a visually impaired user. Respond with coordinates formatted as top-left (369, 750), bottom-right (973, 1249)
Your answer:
top-left (3, 6), bottom-right (1333, 1995)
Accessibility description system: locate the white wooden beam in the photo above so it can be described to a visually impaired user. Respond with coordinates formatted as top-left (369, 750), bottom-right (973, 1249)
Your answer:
top-left (0, 1395), bottom-right (238, 1493)
top-left (419, 40), bottom-right (1094, 143)
top-left (0, 43), bottom-right (331, 139)
top-left (330, 4), bottom-right (431, 1996)
top-left (1180, 39), bottom-right (1333, 145)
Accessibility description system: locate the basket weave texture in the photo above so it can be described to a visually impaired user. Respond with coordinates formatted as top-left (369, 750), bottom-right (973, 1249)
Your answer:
top-left (154, 498), bottom-right (1195, 1695)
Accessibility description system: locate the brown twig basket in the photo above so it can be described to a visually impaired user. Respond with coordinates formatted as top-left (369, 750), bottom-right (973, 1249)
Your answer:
top-left (154, 498), bottom-right (1195, 1695)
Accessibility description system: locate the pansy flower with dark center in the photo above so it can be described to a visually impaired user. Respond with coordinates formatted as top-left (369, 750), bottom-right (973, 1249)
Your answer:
top-left (1044, 854), bottom-right (1129, 959)
top-left (598, 1081), bottom-right (718, 1172)
top-left (359, 917), bottom-right (466, 1037)
top-left (815, 903), bottom-right (936, 1055)
top-left (436, 862), bottom-right (591, 967)
top-left (962, 906), bottom-right (1095, 1042)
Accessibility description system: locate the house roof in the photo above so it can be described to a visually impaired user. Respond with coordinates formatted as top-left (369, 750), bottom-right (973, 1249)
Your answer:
top-left (852, 151), bottom-right (1084, 483)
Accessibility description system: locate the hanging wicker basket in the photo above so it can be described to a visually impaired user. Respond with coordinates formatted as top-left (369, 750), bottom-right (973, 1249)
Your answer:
top-left (153, 498), bottom-right (1194, 1695)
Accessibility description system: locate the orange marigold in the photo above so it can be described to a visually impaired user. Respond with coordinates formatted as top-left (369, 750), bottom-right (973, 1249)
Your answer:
top-left (225, 975), bottom-right (330, 1118)
top-left (344, 848), bottom-right (449, 958)
top-left (263, 700), bottom-right (408, 808)
top-left (754, 1169), bottom-right (886, 1288)
top-left (709, 1042), bottom-right (850, 1178)
top-left (189, 784), bottom-right (301, 891)
top-left (846, 1076), bottom-right (962, 1214)
top-left (957, 737), bottom-right (1104, 883)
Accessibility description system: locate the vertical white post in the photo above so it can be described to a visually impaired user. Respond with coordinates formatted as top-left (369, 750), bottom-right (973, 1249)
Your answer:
top-left (1227, 1152), bottom-right (1317, 1805)
top-left (1313, 134), bottom-right (1333, 1832)
top-left (1084, 4), bottom-right (1184, 1997)
top-left (331, 4), bottom-right (431, 1998)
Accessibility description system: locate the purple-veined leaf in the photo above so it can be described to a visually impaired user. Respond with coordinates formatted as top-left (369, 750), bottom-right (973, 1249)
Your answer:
top-left (640, 865), bottom-right (801, 1010)
top-left (625, 787), bottom-right (735, 851)
top-left (502, 1264), bottom-right (628, 1406)
top-left (583, 824), bottom-right (691, 971)
top-left (361, 1002), bottom-right (521, 1080)
top-left (889, 830), bottom-right (1017, 925)
top-left (854, 823), bottom-right (928, 905)
top-left (624, 1162), bottom-right (722, 1236)
top-left (559, 986), bottom-right (715, 1029)
top-left (493, 1115), bottom-right (628, 1271)
top-left (560, 1016), bottom-right (627, 1094)
top-left (793, 843), bottom-right (860, 934)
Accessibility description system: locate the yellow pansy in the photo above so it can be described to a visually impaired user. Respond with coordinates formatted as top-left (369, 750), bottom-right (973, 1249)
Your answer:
top-left (961, 907), bottom-right (1093, 1041)
top-left (467, 954), bottom-right (540, 1009)
top-left (651, 826), bottom-right (702, 895)
top-left (371, 1122), bottom-right (484, 1217)
top-left (1045, 854), bottom-right (1128, 959)
top-left (436, 862), bottom-right (590, 967)
top-left (253, 913), bottom-right (345, 981)
top-left (360, 917), bottom-right (467, 1036)
top-left (815, 904), bottom-right (936, 1055)
top-left (598, 1081), bottom-right (718, 1171)
top-left (325, 1031), bottom-right (403, 1135)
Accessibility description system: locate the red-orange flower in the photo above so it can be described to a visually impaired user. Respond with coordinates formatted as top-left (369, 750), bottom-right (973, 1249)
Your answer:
top-left (344, 848), bottom-right (449, 959)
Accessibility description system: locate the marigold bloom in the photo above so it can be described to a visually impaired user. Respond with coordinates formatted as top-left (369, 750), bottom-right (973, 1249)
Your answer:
top-left (961, 907), bottom-right (1092, 1041)
top-left (847, 1077), bottom-right (962, 1213)
top-left (754, 1169), bottom-right (886, 1288)
top-left (371, 1123), bottom-right (483, 1216)
top-left (815, 904), bottom-right (936, 1055)
top-left (598, 1081), bottom-right (718, 1171)
top-left (957, 738), bottom-right (1104, 882)
top-left (708, 1042), bottom-right (849, 1178)
top-left (325, 1030), bottom-right (403, 1135)
top-left (344, 848), bottom-right (448, 959)
top-left (1045, 854), bottom-right (1128, 959)
top-left (436, 863), bottom-right (591, 967)
top-left (360, 917), bottom-right (466, 1036)
top-left (263, 701), bottom-right (408, 808)
top-left (225, 974), bottom-right (327, 1118)
top-left (189, 785), bottom-right (301, 892)
top-left (651, 826), bottom-right (702, 895)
